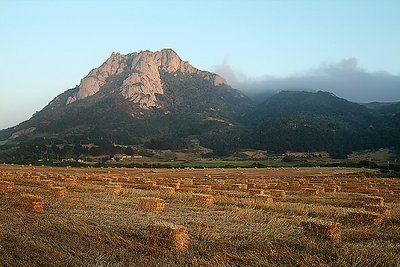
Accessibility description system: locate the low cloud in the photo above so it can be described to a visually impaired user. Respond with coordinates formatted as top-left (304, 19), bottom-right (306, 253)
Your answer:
top-left (216, 58), bottom-right (400, 103)
top-left (213, 58), bottom-right (247, 87)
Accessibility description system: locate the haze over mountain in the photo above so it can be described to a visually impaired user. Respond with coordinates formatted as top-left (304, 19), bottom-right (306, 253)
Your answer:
top-left (215, 58), bottom-right (400, 103)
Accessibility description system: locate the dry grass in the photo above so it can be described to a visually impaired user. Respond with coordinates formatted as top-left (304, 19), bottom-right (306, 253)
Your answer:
top-left (0, 165), bottom-right (399, 266)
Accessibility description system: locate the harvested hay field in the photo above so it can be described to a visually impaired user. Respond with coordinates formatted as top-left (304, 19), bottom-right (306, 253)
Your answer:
top-left (0, 164), bottom-right (399, 266)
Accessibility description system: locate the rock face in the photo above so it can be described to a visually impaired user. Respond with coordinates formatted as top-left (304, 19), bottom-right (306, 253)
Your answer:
top-left (67, 49), bottom-right (227, 109)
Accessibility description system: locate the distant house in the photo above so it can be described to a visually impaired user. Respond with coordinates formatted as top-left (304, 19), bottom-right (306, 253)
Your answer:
top-left (114, 154), bottom-right (132, 160)
top-left (61, 158), bottom-right (76, 162)
top-left (176, 155), bottom-right (189, 162)
top-left (286, 151), bottom-right (329, 158)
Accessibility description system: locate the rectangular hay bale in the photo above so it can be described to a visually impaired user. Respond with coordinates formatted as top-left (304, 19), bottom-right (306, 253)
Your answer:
top-left (20, 194), bottom-right (44, 213)
top-left (159, 186), bottom-right (175, 195)
top-left (346, 211), bottom-right (382, 226)
top-left (66, 178), bottom-right (77, 187)
top-left (194, 185), bottom-right (212, 193)
top-left (301, 188), bottom-right (319, 195)
top-left (192, 193), bottom-right (214, 206)
top-left (147, 222), bottom-right (189, 251)
top-left (364, 196), bottom-right (384, 206)
top-left (254, 194), bottom-right (273, 204)
top-left (51, 186), bottom-right (67, 198)
top-left (138, 197), bottom-right (165, 213)
top-left (364, 204), bottom-right (391, 216)
top-left (248, 188), bottom-right (264, 196)
top-left (301, 220), bottom-right (341, 243)
top-left (41, 179), bottom-right (54, 188)
top-left (0, 181), bottom-right (14, 191)
top-left (270, 190), bottom-right (286, 198)
top-left (104, 183), bottom-right (122, 195)
top-left (230, 183), bottom-right (248, 190)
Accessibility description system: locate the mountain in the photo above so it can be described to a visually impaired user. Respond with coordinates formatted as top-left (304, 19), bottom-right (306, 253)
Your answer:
top-left (0, 49), bottom-right (252, 155)
top-left (361, 101), bottom-right (400, 110)
top-left (244, 91), bottom-right (400, 157)
top-left (0, 49), bottom-right (399, 162)
top-left (28, 49), bottom-right (250, 120)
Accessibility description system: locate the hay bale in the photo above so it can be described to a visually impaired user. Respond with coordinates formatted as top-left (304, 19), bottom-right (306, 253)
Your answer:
top-left (324, 187), bottom-right (337, 193)
top-left (301, 220), bottom-right (341, 243)
top-left (193, 193), bottom-right (214, 206)
top-left (265, 183), bottom-right (278, 189)
top-left (177, 187), bottom-right (193, 194)
top-left (364, 196), bottom-right (384, 206)
top-left (138, 180), bottom-right (158, 190)
top-left (248, 188), bottom-right (264, 196)
top-left (181, 179), bottom-right (193, 187)
top-left (20, 194), bottom-right (44, 213)
top-left (51, 186), bottom-right (67, 198)
top-left (66, 178), bottom-right (77, 187)
top-left (147, 222), bottom-right (189, 251)
top-left (138, 197), bottom-right (165, 213)
top-left (118, 177), bottom-right (129, 183)
top-left (41, 179), bottom-right (54, 188)
top-left (0, 181), bottom-right (14, 191)
top-left (247, 183), bottom-right (256, 189)
top-left (313, 186), bottom-right (325, 194)
top-left (301, 188), bottom-right (319, 195)
top-left (346, 211), bottom-right (382, 226)
top-left (364, 204), bottom-right (391, 216)
top-left (290, 181), bottom-right (301, 188)
top-left (254, 194), bottom-right (273, 204)
top-left (270, 190), bottom-right (286, 197)
top-left (56, 175), bottom-right (65, 181)
top-left (103, 178), bottom-right (113, 185)
top-left (167, 182), bottom-right (180, 189)
top-left (159, 186), bottom-right (175, 195)
top-left (144, 181), bottom-right (157, 187)
top-left (105, 183), bottom-right (122, 195)
top-left (195, 185), bottom-right (212, 193)
top-left (230, 183), bottom-right (248, 190)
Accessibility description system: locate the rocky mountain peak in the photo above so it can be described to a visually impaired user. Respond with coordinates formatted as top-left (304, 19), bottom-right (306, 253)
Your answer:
top-left (66, 49), bottom-right (227, 108)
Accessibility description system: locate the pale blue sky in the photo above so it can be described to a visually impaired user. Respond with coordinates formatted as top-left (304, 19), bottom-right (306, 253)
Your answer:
top-left (1, 0), bottom-right (399, 129)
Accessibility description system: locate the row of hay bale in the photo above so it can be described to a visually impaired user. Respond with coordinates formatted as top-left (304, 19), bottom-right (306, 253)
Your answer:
top-left (0, 175), bottom-right (69, 213)
top-left (12, 168), bottom-right (398, 200)
top-left (301, 208), bottom-right (391, 243)
top-left (3, 168), bottom-right (397, 207)
top-left (3, 196), bottom-right (389, 250)
top-left (0, 181), bottom-right (46, 213)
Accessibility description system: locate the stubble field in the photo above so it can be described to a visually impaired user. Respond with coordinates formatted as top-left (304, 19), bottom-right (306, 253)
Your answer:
top-left (0, 165), bottom-right (399, 266)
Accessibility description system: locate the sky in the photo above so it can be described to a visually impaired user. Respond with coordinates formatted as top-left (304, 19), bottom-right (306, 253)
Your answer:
top-left (1, 0), bottom-right (400, 130)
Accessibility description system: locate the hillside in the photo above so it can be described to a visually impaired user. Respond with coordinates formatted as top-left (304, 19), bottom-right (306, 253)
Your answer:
top-left (244, 91), bottom-right (400, 157)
